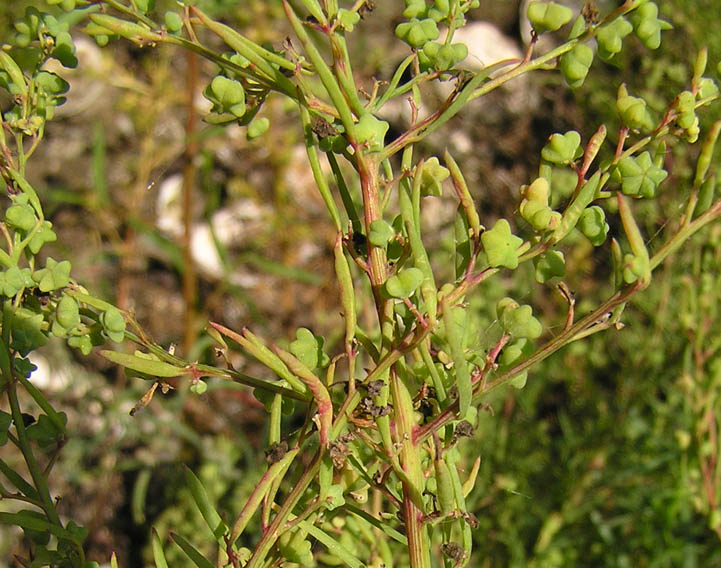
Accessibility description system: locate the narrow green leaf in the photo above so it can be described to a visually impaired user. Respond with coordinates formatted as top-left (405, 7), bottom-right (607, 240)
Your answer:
top-left (98, 351), bottom-right (186, 378)
top-left (0, 511), bottom-right (73, 541)
top-left (230, 448), bottom-right (299, 543)
top-left (297, 520), bottom-right (365, 568)
top-left (169, 532), bottom-right (215, 568)
top-left (17, 375), bottom-right (65, 434)
top-left (184, 466), bottom-right (227, 542)
top-left (273, 346), bottom-right (332, 446)
top-left (299, 104), bottom-right (342, 231)
top-left (343, 503), bottom-right (408, 545)
top-left (0, 459), bottom-right (39, 500)
top-left (151, 528), bottom-right (169, 568)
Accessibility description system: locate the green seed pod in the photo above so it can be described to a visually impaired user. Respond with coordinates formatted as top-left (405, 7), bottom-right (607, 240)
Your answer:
top-left (694, 47), bottom-right (708, 83)
top-left (56, 295), bottom-right (80, 330)
top-left (629, 1), bottom-right (668, 50)
top-left (520, 199), bottom-right (553, 231)
top-left (333, 232), bottom-right (357, 347)
top-left (697, 77), bottom-right (719, 99)
top-left (403, 0), bottom-right (427, 19)
top-left (524, 177), bottom-right (550, 204)
top-left (246, 117), bottom-right (270, 139)
top-left (210, 76), bottom-right (246, 118)
top-left (694, 119), bottom-right (721, 188)
top-left (560, 43), bottom-right (593, 88)
top-left (578, 205), bottom-right (609, 246)
top-left (354, 113), bottom-right (389, 152)
top-left (395, 18), bottom-right (440, 48)
top-left (5, 202), bottom-right (37, 232)
top-left (368, 219), bottom-right (395, 247)
top-left (445, 150), bottom-right (483, 239)
top-left (617, 87), bottom-right (653, 131)
top-left (89, 14), bottom-right (161, 44)
top-left (420, 157), bottom-right (450, 196)
top-left (596, 16), bottom-right (633, 60)
top-left (534, 250), bottom-right (565, 283)
top-left (527, 2), bottom-right (573, 34)
top-left (551, 170), bottom-right (602, 244)
top-left (189, 380), bottom-right (208, 395)
top-left (101, 307), bottom-right (126, 335)
top-left (541, 131), bottom-right (582, 165)
top-left (164, 11), bottom-right (183, 33)
top-left (435, 453), bottom-right (455, 514)
top-left (385, 267), bottom-right (424, 299)
top-left (617, 192), bottom-right (650, 287)
top-left (694, 175), bottom-right (716, 219)
top-left (481, 219), bottom-right (523, 269)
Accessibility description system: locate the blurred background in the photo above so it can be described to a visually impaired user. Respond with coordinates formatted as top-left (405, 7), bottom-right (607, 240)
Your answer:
top-left (1, 1), bottom-right (721, 565)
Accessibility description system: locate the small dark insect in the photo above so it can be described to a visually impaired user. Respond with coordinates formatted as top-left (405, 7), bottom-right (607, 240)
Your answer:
top-left (310, 116), bottom-right (338, 138)
top-left (454, 420), bottom-right (474, 439)
top-left (441, 542), bottom-right (465, 561)
top-left (265, 440), bottom-right (289, 464)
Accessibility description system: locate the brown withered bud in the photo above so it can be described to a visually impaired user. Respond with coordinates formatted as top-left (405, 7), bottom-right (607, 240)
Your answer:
top-left (359, 396), bottom-right (375, 414)
top-left (329, 440), bottom-right (350, 469)
top-left (582, 1), bottom-right (599, 25)
top-left (371, 404), bottom-right (392, 418)
top-left (367, 379), bottom-right (385, 396)
top-left (359, 0), bottom-right (376, 18)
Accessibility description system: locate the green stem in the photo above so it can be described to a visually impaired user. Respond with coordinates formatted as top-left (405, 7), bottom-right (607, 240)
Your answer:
top-left (246, 391), bottom-right (360, 567)
top-left (0, 306), bottom-right (67, 542)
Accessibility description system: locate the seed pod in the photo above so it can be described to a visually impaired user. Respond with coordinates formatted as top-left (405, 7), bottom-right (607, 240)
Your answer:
top-left (694, 175), bottom-right (716, 219)
top-left (617, 192), bottom-right (651, 287)
top-left (273, 346), bottom-right (332, 447)
top-left (441, 297), bottom-right (470, 419)
top-left (694, 119), bottom-right (721, 188)
top-left (334, 232), bottom-right (356, 347)
top-left (0, 51), bottom-right (27, 95)
top-left (435, 452), bottom-right (455, 514)
top-left (551, 170), bottom-right (602, 244)
top-left (88, 14), bottom-right (161, 44)
top-left (693, 47), bottom-right (708, 85)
